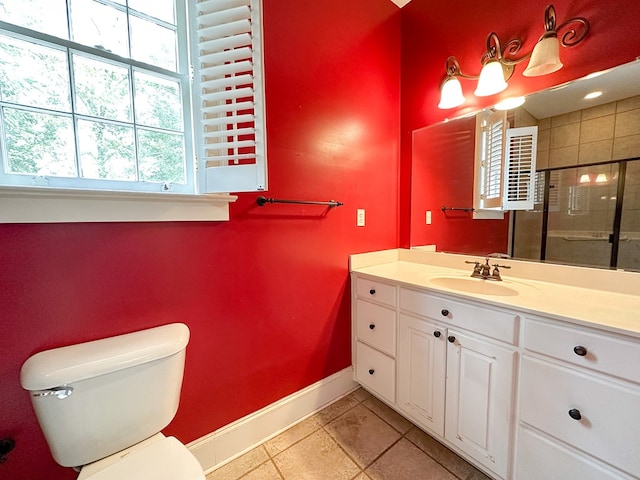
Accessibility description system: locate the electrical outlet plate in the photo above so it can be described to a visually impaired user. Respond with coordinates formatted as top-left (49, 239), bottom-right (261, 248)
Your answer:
top-left (357, 209), bottom-right (365, 226)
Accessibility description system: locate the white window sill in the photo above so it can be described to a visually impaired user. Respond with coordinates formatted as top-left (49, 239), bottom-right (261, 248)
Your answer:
top-left (0, 187), bottom-right (238, 223)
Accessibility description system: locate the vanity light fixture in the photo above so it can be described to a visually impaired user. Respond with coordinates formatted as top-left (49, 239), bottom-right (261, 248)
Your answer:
top-left (438, 4), bottom-right (589, 109)
top-left (595, 173), bottom-right (608, 183)
top-left (579, 174), bottom-right (591, 184)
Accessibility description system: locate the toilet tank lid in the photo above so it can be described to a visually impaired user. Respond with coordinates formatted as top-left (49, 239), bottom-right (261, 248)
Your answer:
top-left (21, 323), bottom-right (190, 391)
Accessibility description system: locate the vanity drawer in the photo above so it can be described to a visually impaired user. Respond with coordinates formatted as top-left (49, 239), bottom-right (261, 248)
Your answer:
top-left (399, 287), bottom-right (518, 344)
top-left (523, 317), bottom-right (640, 384)
top-left (515, 426), bottom-right (630, 480)
top-left (355, 277), bottom-right (396, 307)
top-left (519, 356), bottom-right (640, 477)
top-left (355, 341), bottom-right (396, 404)
top-left (355, 299), bottom-right (396, 356)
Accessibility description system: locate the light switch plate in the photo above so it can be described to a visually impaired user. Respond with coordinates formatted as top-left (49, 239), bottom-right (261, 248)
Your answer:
top-left (357, 209), bottom-right (365, 227)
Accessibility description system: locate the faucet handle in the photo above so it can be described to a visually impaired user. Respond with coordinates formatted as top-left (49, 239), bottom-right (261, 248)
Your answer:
top-left (492, 263), bottom-right (511, 269)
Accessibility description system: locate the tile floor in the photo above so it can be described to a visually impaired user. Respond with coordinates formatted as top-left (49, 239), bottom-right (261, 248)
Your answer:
top-left (206, 388), bottom-right (493, 480)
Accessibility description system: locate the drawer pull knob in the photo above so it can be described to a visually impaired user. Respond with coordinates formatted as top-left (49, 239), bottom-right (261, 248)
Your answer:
top-left (441, 309), bottom-right (450, 317)
top-left (568, 408), bottom-right (582, 420)
top-left (573, 345), bottom-right (587, 356)
top-left (447, 335), bottom-right (456, 343)
top-left (369, 289), bottom-right (376, 295)
top-left (433, 331), bottom-right (441, 338)
top-left (369, 324), bottom-right (375, 330)
top-left (368, 369), bottom-right (375, 375)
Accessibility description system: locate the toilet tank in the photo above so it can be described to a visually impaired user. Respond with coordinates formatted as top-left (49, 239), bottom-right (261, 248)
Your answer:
top-left (20, 323), bottom-right (190, 468)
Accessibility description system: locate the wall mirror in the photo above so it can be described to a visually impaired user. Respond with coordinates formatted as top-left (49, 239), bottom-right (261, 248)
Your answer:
top-left (411, 59), bottom-right (640, 272)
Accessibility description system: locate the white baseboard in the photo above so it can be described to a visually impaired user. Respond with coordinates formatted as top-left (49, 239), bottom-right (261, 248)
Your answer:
top-left (187, 367), bottom-right (358, 474)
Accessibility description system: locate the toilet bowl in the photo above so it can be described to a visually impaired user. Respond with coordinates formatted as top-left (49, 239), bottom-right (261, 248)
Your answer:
top-left (20, 323), bottom-right (205, 480)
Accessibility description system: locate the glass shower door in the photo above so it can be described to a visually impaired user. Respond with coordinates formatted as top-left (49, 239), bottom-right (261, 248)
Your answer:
top-left (618, 161), bottom-right (640, 271)
top-left (545, 163), bottom-right (619, 268)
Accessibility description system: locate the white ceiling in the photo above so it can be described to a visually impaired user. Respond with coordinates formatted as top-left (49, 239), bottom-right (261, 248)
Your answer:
top-left (524, 60), bottom-right (640, 119)
top-left (390, 0), bottom-right (412, 7)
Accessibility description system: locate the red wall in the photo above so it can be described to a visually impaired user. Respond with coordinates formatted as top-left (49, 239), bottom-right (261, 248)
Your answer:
top-left (410, 115), bottom-right (509, 253)
top-left (0, 1), bottom-right (401, 478)
top-left (400, 0), bottom-right (640, 248)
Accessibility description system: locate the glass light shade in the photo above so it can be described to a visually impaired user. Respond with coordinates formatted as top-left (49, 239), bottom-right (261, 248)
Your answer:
top-left (523, 36), bottom-right (563, 77)
top-left (474, 60), bottom-right (508, 97)
top-left (579, 174), bottom-right (591, 184)
top-left (438, 76), bottom-right (465, 109)
top-left (595, 173), bottom-right (608, 183)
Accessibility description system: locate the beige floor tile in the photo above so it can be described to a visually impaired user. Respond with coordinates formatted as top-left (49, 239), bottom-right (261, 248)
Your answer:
top-left (365, 438), bottom-right (458, 480)
top-left (311, 393), bottom-right (360, 426)
top-left (241, 460), bottom-right (283, 480)
top-left (273, 429), bottom-right (360, 480)
top-left (405, 427), bottom-right (489, 479)
top-left (264, 416), bottom-right (323, 456)
top-left (207, 446), bottom-right (270, 480)
top-left (362, 396), bottom-right (413, 434)
top-left (352, 387), bottom-right (373, 403)
top-left (325, 404), bottom-right (401, 468)
top-left (353, 473), bottom-right (373, 480)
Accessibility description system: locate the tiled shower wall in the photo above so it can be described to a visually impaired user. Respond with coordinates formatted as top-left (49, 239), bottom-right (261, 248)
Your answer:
top-left (534, 95), bottom-right (640, 169)
top-left (512, 96), bottom-right (640, 271)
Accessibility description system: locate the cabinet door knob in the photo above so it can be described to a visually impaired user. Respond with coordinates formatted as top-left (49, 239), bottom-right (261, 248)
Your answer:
top-left (568, 408), bottom-right (582, 420)
top-left (433, 331), bottom-right (441, 338)
top-left (369, 323), bottom-right (375, 330)
top-left (368, 369), bottom-right (375, 375)
top-left (369, 289), bottom-right (376, 296)
top-left (441, 309), bottom-right (450, 317)
top-left (573, 345), bottom-right (587, 356)
top-left (447, 335), bottom-right (456, 343)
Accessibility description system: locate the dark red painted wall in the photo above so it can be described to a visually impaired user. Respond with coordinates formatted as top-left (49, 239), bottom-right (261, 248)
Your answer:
top-left (0, 1), bottom-right (401, 478)
top-left (400, 0), bottom-right (640, 248)
top-left (410, 115), bottom-right (510, 253)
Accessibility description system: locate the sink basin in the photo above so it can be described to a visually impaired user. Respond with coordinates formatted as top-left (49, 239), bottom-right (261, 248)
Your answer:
top-left (429, 277), bottom-right (520, 296)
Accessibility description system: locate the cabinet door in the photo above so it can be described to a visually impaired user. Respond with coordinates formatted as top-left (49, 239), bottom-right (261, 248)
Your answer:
top-left (445, 330), bottom-right (516, 479)
top-left (398, 314), bottom-right (446, 436)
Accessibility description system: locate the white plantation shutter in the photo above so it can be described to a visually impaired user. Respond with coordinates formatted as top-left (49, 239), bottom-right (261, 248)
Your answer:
top-left (479, 110), bottom-right (506, 209)
top-left (503, 126), bottom-right (537, 210)
top-left (191, 0), bottom-right (267, 193)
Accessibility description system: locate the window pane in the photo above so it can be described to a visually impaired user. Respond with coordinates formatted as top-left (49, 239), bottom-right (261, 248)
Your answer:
top-left (134, 72), bottom-right (182, 131)
top-left (0, 0), bottom-right (69, 39)
top-left (130, 15), bottom-right (176, 71)
top-left (129, 0), bottom-right (175, 24)
top-left (70, 0), bottom-right (129, 57)
top-left (77, 119), bottom-right (135, 180)
top-left (138, 129), bottom-right (185, 184)
top-left (74, 54), bottom-right (131, 122)
top-left (0, 35), bottom-right (71, 111)
top-left (4, 108), bottom-right (77, 177)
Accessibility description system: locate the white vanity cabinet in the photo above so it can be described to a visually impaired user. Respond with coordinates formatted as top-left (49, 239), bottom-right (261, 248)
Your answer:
top-left (350, 249), bottom-right (640, 480)
top-left (399, 287), bottom-right (517, 480)
top-left (352, 272), bottom-right (519, 480)
top-left (515, 316), bottom-right (640, 480)
top-left (352, 276), bottom-right (398, 404)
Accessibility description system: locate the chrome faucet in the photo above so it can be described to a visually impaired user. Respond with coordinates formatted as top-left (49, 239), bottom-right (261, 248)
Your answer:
top-left (465, 258), bottom-right (511, 281)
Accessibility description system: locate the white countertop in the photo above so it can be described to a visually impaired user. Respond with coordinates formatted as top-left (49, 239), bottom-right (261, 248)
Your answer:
top-left (351, 250), bottom-right (640, 338)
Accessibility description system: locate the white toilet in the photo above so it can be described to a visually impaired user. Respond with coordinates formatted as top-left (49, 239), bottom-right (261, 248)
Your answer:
top-left (20, 323), bottom-right (205, 480)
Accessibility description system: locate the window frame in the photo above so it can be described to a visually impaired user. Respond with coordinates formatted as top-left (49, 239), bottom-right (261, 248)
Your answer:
top-left (0, 0), bottom-right (267, 223)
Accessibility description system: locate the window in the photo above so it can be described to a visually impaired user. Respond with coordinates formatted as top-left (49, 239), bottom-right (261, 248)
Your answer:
top-left (0, 0), bottom-right (266, 221)
top-left (473, 109), bottom-right (537, 219)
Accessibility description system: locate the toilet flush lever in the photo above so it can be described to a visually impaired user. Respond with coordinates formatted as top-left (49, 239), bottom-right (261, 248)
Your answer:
top-left (32, 386), bottom-right (74, 399)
